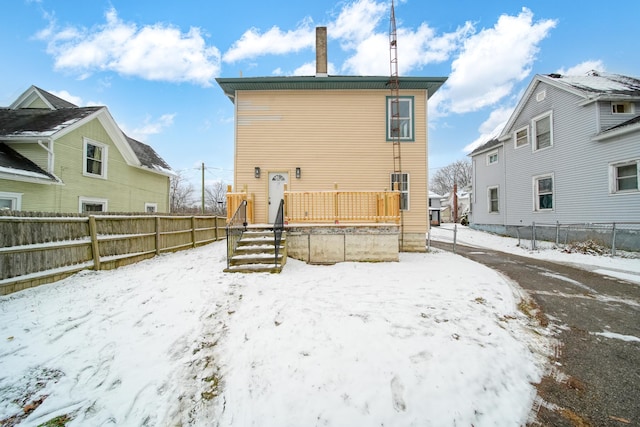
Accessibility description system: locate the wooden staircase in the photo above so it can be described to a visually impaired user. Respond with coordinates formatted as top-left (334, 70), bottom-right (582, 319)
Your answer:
top-left (224, 227), bottom-right (287, 273)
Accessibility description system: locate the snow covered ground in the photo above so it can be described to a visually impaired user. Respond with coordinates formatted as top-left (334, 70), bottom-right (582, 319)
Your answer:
top-left (3, 225), bottom-right (636, 426)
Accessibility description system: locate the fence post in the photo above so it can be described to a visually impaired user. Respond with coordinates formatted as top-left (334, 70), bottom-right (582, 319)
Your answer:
top-left (611, 222), bottom-right (617, 257)
top-left (532, 222), bottom-right (536, 250)
top-left (214, 216), bottom-right (219, 241)
top-left (155, 216), bottom-right (161, 255)
top-left (89, 215), bottom-right (101, 270)
top-left (191, 216), bottom-right (197, 248)
top-left (556, 221), bottom-right (559, 246)
top-left (453, 223), bottom-right (457, 254)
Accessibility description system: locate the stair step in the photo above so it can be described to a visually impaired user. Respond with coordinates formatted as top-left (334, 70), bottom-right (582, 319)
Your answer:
top-left (230, 254), bottom-right (284, 265)
top-left (224, 264), bottom-right (283, 274)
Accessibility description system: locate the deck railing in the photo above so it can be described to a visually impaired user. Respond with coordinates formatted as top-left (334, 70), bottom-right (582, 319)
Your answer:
top-left (226, 189), bottom-right (254, 224)
top-left (284, 191), bottom-right (400, 223)
top-left (226, 200), bottom-right (247, 269)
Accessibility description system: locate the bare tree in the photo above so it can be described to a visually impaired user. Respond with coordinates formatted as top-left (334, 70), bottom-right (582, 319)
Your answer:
top-left (430, 159), bottom-right (472, 196)
top-left (170, 172), bottom-right (195, 213)
top-left (205, 181), bottom-right (228, 216)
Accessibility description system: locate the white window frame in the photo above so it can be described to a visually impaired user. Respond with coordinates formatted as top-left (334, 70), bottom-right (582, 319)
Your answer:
top-left (145, 202), bottom-right (158, 213)
top-left (83, 138), bottom-right (108, 179)
top-left (486, 150), bottom-right (499, 165)
top-left (514, 126), bottom-right (529, 149)
top-left (390, 172), bottom-right (410, 210)
top-left (532, 112), bottom-right (553, 152)
top-left (609, 159), bottom-right (639, 194)
top-left (487, 186), bottom-right (499, 213)
top-left (386, 97), bottom-right (414, 141)
top-left (611, 102), bottom-right (635, 114)
top-left (79, 197), bottom-right (108, 213)
top-left (532, 173), bottom-right (554, 212)
top-left (0, 191), bottom-right (23, 211)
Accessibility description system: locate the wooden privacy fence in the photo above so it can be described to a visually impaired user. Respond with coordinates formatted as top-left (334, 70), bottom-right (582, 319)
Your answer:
top-left (0, 214), bottom-right (226, 295)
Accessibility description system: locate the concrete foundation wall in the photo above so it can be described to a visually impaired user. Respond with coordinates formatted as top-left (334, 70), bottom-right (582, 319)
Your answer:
top-left (401, 232), bottom-right (427, 252)
top-left (287, 225), bottom-right (400, 264)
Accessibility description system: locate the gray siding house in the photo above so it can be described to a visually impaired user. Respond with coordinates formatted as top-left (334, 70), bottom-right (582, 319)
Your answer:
top-left (469, 71), bottom-right (640, 235)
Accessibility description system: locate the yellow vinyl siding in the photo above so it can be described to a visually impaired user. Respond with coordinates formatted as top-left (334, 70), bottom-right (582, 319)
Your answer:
top-left (234, 89), bottom-right (428, 233)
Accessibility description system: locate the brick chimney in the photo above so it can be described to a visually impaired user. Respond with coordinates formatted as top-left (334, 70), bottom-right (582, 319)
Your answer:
top-left (316, 27), bottom-right (328, 77)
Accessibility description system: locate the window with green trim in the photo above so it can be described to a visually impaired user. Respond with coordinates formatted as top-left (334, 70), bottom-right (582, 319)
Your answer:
top-left (387, 96), bottom-right (414, 141)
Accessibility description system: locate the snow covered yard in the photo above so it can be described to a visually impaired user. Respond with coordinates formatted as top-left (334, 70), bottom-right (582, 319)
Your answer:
top-left (1, 239), bottom-right (552, 426)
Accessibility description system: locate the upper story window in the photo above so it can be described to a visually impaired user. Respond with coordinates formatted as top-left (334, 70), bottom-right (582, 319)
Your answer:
top-left (532, 112), bottom-right (552, 151)
top-left (612, 102), bottom-right (635, 114)
top-left (487, 150), bottom-right (498, 165)
top-left (387, 96), bottom-right (414, 141)
top-left (533, 174), bottom-right (553, 211)
top-left (83, 138), bottom-right (108, 179)
top-left (391, 172), bottom-right (410, 210)
top-left (610, 159), bottom-right (639, 193)
top-left (0, 191), bottom-right (22, 211)
top-left (514, 126), bottom-right (529, 148)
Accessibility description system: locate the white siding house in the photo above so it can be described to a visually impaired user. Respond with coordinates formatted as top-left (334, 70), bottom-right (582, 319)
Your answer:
top-left (469, 71), bottom-right (640, 238)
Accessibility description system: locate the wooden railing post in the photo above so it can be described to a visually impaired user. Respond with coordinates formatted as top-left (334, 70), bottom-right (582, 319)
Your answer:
top-left (89, 215), bottom-right (101, 270)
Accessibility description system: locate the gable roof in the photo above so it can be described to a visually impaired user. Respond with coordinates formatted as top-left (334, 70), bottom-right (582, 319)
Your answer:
top-left (469, 138), bottom-right (502, 156)
top-left (0, 142), bottom-right (57, 182)
top-left (216, 75), bottom-right (447, 102)
top-left (0, 86), bottom-right (173, 176)
top-left (126, 135), bottom-right (172, 173)
top-left (500, 71), bottom-right (640, 139)
top-left (0, 107), bottom-right (102, 138)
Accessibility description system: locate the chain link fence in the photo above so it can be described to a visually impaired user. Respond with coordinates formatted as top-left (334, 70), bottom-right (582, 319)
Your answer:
top-left (511, 222), bottom-right (640, 256)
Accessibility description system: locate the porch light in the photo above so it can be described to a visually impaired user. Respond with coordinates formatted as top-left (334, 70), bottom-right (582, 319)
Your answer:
top-left (295, 167), bottom-right (301, 179)
top-left (254, 167), bottom-right (260, 178)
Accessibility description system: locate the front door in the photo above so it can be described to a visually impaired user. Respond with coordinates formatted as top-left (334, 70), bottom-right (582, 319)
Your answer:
top-left (268, 172), bottom-right (288, 223)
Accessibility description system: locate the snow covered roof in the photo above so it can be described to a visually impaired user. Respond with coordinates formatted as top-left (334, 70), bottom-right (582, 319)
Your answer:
top-left (0, 107), bottom-right (102, 138)
top-left (0, 142), bottom-right (57, 182)
top-left (469, 137), bottom-right (501, 156)
top-left (0, 86), bottom-right (173, 176)
top-left (126, 135), bottom-right (173, 174)
top-left (546, 71), bottom-right (640, 97)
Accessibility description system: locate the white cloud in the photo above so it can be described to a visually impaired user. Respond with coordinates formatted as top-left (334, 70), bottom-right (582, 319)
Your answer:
top-left (36, 8), bottom-right (220, 86)
top-left (463, 107), bottom-right (512, 153)
top-left (290, 62), bottom-right (337, 76)
top-left (436, 8), bottom-right (556, 115)
top-left (556, 60), bottom-right (605, 76)
top-left (129, 113), bottom-right (176, 140)
top-left (337, 1), bottom-right (473, 75)
top-left (223, 18), bottom-right (315, 63)
top-left (49, 90), bottom-right (83, 106)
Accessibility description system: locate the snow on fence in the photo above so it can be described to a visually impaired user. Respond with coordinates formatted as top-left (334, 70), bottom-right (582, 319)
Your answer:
top-left (0, 212), bottom-right (227, 295)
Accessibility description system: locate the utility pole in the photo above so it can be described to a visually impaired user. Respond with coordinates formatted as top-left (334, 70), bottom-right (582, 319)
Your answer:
top-left (201, 162), bottom-right (205, 214)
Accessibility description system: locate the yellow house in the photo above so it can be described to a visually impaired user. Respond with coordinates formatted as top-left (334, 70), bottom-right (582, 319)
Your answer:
top-left (217, 28), bottom-right (446, 262)
top-left (0, 86), bottom-right (173, 213)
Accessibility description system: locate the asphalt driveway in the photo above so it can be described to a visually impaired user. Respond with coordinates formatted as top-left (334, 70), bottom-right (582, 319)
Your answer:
top-left (431, 241), bottom-right (640, 427)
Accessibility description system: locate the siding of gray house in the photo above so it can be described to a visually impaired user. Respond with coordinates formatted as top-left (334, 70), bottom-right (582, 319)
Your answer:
top-left (470, 143), bottom-right (505, 225)
top-left (473, 78), bottom-right (640, 228)
top-left (598, 101), bottom-right (640, 131)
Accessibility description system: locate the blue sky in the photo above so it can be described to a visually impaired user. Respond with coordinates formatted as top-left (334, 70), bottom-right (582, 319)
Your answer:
top-left (2, 0), bottom-right (639, 190)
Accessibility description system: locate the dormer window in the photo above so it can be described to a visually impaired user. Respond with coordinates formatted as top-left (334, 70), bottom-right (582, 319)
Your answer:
top-left (612, 102), bottom-right (634, 114)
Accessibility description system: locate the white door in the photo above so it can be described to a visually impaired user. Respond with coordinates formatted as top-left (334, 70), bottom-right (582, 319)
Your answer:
top-left (268, 172), bottom-right (288, 223)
